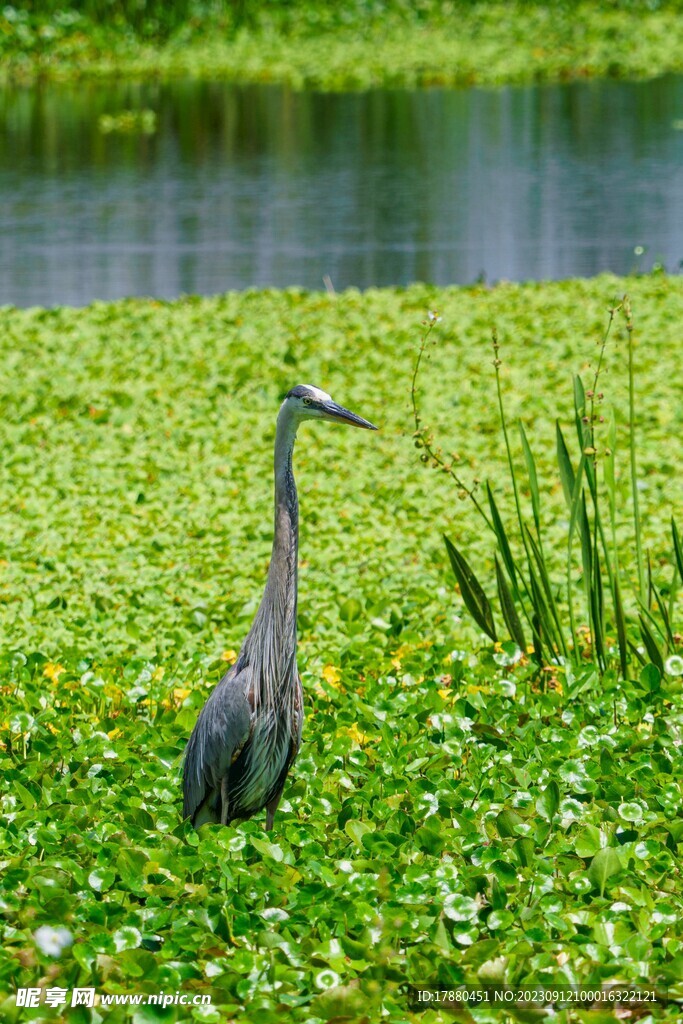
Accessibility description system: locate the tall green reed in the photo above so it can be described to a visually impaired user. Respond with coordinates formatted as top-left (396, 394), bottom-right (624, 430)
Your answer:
top-left (412, 299), bottom-right (681, 683)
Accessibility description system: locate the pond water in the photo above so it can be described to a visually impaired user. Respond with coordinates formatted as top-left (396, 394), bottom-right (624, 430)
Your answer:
top-left (2, 75), bottom-right (683, 307)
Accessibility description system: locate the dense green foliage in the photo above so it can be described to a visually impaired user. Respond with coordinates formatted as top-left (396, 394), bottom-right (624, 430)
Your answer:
top-left (4, 1), bottom-right (683, 87)
top-left (2, 277), bottom-right (683, 1021)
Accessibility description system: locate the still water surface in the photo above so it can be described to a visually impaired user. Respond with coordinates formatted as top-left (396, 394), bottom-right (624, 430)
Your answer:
top-left (2, 76), bottom-right (683, 306)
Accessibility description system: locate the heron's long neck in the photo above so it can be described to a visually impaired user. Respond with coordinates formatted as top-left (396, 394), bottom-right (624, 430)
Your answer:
top-left (243, 407), bottom-right (299, 675)
top-left (269, 407), bottom-right (299, 633)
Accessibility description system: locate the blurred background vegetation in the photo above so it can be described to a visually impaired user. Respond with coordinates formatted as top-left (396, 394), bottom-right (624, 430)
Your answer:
top-left (5, 0), bottom-right (683, 44)
top-left (5, 0), bottom-right (683, 87)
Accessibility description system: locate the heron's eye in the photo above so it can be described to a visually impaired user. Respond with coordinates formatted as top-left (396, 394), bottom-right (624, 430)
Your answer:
top-left (303, 397), bottom-right (312, 406)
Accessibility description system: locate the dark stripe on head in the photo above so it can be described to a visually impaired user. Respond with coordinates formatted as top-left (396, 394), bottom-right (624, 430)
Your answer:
top-left (286, 385), bottom-right (313, 400)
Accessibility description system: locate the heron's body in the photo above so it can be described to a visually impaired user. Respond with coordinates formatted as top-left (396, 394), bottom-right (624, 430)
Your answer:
top-left (182, 384), bottom-right (376, 829)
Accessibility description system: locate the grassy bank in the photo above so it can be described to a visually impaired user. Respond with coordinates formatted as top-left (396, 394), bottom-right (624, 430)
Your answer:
top-left (1, 277), bottom-right (683, 1021)
top-left (4, 2), bottom-right (683, 88)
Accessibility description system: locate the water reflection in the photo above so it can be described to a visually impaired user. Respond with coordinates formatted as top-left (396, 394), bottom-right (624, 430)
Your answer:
top-left (1, 77), bottom-right (682, 306)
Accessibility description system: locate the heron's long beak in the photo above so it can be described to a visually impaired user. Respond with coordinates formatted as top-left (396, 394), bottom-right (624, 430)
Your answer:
top-left (322, 401), bottom-right (378, 430)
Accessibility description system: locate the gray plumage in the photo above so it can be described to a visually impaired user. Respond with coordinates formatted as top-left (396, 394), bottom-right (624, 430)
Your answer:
top-left (182, 384), bottom-right (377, 830)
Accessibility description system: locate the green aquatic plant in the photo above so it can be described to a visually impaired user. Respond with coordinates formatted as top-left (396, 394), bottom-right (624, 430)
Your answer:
top-left (98, 109), bottom-right (157, 135)
top-left (413, 297), bottom-right (683, 686)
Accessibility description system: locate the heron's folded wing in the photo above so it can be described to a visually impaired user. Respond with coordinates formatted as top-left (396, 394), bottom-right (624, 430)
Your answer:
top-left (182, 664), bottom-right (252, 822)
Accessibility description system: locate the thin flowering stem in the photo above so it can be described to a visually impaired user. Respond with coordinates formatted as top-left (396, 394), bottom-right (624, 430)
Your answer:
top-left (624, 296), bottom-right (646, 605)
top-left (586, 304), bottom-right (620, 598)
top-left (586, 304), bottom-right (616, 463)
top-left (493, 330), bottom-right (526, 554)
top-left (411, 313), bottom-right (492, 529)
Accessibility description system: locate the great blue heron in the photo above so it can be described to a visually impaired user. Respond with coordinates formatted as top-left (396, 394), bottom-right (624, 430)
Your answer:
top-left (182, 384), bottom-right (377, 829)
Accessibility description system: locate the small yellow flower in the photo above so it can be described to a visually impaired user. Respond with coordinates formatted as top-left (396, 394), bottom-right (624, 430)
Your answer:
top-left (152, 666), bottom-right (165, 682)
top-left (160, 687), bottom-right (192, 710)
top-left (322, 664), bottom-right (341, 688)
top-left (107, 728), bottom-right (122, 740)
top-left (344, 723), bottom-right (369, 746)
top-left (221, 649), bottom-right (238, 664)
top-left (43, 663), bottom-right (65, 682)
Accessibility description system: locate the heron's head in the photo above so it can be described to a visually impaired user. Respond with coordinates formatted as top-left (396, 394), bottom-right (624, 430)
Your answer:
top-left (284, 384), bottom-right (377, 430)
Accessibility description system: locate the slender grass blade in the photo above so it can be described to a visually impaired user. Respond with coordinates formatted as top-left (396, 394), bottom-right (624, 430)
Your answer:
top-left (519, 421), bottom-right (541, 536)
top-left (614, 571), bottom-right (628, 679)
top-left (573, 374), bottom-right (586, 447)
top-left (673, 518), bottom-right (683, 582)
top-left (605, 411), bottom-right (617, 525)
top-left (487, 483), bottom-right (518, 591)
top-left (638, 615), bottom-right (665, 674)
top-left (556, 422), bottom-right (575, 509)
top-left (647, 552), bottom-right (655, 614)
top-left (525, 525), bottom-right (566, 657)
top-left (444, 535), bottom-right (497, 642)
top-left (495, 554), bottom-right (526, 652)
top-left (579, 492), bottom-right (593, 595)
top-left (591, 547), bottom-right (605, 669)
top-left (528, 563), bottom-right (558, 661)
top-left (531, 612), bottom-right (543, 665)
top-left (656, 584), bottom-right (674, 649)
top-left (628, 640), bottom-right (647, 668)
